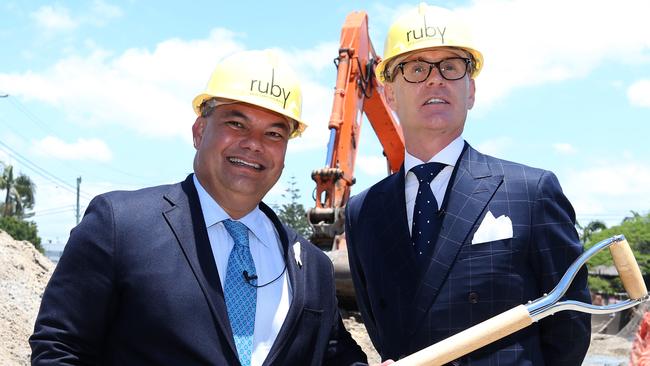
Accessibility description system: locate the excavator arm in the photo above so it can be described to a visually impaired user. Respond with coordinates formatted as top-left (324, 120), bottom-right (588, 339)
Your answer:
top-left (307, 11), bottom-right (404, 300)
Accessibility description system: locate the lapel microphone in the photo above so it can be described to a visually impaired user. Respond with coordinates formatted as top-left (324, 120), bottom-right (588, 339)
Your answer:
top-left (243, 271), bottom-right (257, 282)
top-left (242, 265), bottom-right (287, 288)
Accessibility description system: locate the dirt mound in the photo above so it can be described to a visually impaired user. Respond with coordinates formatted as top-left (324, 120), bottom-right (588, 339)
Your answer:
top-left (0, 230), bottom-right (54, 366)
top-left (342, 310), bottom-right (381, 364)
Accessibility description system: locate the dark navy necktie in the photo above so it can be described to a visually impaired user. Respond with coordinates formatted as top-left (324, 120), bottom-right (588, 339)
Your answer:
top-left (410, 162), bottom-right (446, 267)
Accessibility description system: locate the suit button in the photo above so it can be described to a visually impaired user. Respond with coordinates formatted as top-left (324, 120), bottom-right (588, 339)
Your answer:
top-left (468, 292), bottom-right (479, 304)
top-left (379, 297), bottom-right (387, 309)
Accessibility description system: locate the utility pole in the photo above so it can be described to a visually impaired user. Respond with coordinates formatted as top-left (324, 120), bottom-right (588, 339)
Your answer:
top-left (76, 176), bottom-right (82, 224)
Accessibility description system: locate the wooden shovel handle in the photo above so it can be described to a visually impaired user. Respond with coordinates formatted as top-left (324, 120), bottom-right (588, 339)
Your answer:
top-left (392, 305), bottom-right (532, 366)
top-left (610, 238), bottom-right (648, 300)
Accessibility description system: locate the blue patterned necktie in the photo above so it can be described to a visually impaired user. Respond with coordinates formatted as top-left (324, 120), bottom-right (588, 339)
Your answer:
top-left (223, 219), bottom-right (257, 366)
top-left (411, 162), bottom-right (446, 268)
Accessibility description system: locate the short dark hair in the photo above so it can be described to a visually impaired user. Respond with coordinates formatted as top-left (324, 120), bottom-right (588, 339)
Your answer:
top-left (199, 98), bottom-right (220, 118)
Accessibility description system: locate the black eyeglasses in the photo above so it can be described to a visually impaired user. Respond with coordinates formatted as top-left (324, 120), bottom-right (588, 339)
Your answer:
top-left (395, 57), bottom-right (471, 83)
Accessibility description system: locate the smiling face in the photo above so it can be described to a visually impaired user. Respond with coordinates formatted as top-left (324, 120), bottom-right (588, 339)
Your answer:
top-left (384, 47), bottom-right (476, 161)
top-left (192, 102), bottom-right (291, 218)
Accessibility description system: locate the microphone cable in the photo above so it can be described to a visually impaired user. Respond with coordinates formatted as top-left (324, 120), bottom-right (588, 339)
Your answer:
top-left (242, 265), bottom-right (287, 288)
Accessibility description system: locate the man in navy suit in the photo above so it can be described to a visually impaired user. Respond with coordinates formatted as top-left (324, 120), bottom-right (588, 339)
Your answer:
top-left (345, 4), bottom-right (591, 365)
top-left (31, 49), bottom-right (367, 366)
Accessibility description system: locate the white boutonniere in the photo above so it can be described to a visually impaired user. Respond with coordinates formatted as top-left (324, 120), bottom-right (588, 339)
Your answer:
top-left (293, 241), bottom-right (302, 268)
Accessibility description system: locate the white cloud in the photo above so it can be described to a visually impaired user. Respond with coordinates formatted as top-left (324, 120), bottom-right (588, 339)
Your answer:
top-left (31, 5), bottom-right (78, 31)
top-left (562, 161), bottom-right (650, 226)
top-left (288, 42), bottom-right (339, 74)
top-left (32, 136), bottom-right (113, 162)
top-left (0, 150), bottom-right (11, 164)
top-left (32, 176), bottom-right (135, 244)
top-left (30, 1), bottom-right (122, 32)
top-left (0, 29), bottom-right (244, 142)
top-left (553, 143), bottom-right (576, 155)
top-left (88, 0), bottom-right (122, 25)
top-left (287, 78), bottom-right (334, 152)
top-left (475, 137), bottom-right (512, 157)
top-left (357, 155), bottom-right (389, 176)
top-left (628, 79), bottom-right (650, 108)
top-left (456, 0), bottom-right (650, 108)
top-left (279, 45), bottom-right (345, 153)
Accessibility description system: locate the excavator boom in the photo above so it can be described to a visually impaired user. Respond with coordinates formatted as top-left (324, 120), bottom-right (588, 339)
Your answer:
top-left (307, 11), bottom-right (404, 302)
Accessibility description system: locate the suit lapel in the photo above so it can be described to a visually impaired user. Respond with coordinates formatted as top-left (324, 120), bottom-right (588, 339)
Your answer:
top-left (373, 167), bottom-right (422, 336)
top-left (259, 203), bottom-right (305, 366)
top-left (378, 166), bottom-right (419, 272)
top-left (409, 145), bottom-right (503, 334)
top-left (162, 175), bottom-right (238, 356)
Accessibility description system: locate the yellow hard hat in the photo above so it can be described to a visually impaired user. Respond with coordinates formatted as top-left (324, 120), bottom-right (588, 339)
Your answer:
top-left (376, 3), bottom-right (484, 83)
top-left (192, 49), bottom-right (306, 138)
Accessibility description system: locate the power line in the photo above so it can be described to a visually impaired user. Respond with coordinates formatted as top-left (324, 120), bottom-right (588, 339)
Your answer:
top-left (0, 140), bottom-right (93, 200)
top-left (33, 204), bottom-right (76, 214)
top-left (0, 115), bottom-right (36, 143)
top-left (5, 95), bottom-right (59, 136)
top-left (32, 207), bottom-right (77, 218)
top-left (1, 94), bottom-right (157, 185)
top-left (0, 141), bottom-right (77, 193)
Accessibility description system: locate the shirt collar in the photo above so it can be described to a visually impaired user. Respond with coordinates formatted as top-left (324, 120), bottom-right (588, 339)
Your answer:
top-left (404, 135), bottom-right (464, 174)
top-left (192, 174), bottom-right (273, 248)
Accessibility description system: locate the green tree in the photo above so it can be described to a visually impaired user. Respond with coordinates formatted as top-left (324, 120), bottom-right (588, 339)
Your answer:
top-left (585, 212), bottom-right (650, 293)
top-left (0, 215), bottom-right (43, 252)
top-left (0, 163), bottom-right (42, 251)
top-left (577, 219), bottom-right (607, 244)
top-left (276, 176), bottom-right (311, 237)
top-left (588, 276), bottom-right (618, 294)
top-left (0, 163), bottom-right (36, 218)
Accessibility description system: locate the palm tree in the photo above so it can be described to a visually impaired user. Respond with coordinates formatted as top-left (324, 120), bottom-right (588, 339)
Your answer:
top-left (0, 163), bottom-right (36, 218)
top-left (577, 220), bottom-right (607, 244)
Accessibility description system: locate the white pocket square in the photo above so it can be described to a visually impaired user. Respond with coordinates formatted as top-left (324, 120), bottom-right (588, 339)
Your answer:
top-left (471, 211), bottom-right (513, 244)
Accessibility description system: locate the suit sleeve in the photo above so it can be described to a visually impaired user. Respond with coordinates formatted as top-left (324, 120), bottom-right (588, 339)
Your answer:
top-left (529, 171), bottom-right (591, 365)
top-left (323, 305), bottom-right (368, 366)
top-left (30, 195), bottom-right (118, 365)
top-left (343, 194), bottom-right (382, 360)
top-left (321, 236), bottom-right (368, 366)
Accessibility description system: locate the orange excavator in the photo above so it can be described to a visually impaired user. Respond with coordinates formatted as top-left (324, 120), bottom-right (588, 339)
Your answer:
top-left (307, 11), bottom-right (404, 302)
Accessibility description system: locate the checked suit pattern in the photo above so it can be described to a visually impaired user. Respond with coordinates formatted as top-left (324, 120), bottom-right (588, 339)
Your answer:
top-left (344, 144), bottom-right (592, 364)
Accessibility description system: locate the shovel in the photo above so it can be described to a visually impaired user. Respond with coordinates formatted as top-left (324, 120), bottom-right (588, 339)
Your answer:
top-left (393, 234), bottom-right (648, 366)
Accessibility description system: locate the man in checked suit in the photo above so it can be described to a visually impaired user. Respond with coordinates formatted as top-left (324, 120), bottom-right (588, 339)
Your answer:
top-left (31, 50), bottom-right (366, 366)
top-left (345, 4), bottom-right (591, 365)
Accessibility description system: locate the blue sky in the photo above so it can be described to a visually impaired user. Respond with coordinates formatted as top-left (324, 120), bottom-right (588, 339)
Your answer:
top-left (1, 0), bottom-right (649, 248)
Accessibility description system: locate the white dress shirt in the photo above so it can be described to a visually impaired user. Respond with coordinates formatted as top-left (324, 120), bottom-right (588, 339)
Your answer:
top-left (404, 136), bottom-right (464, 235)
top-left (193, 175), bottom-right (291, 366)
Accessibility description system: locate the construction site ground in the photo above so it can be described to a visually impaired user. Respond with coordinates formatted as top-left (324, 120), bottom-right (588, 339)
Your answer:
top-left (0, 229), bottom-right (636, 365)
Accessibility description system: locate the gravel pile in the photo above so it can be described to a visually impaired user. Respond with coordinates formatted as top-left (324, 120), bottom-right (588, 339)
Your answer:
top-left (0, 230), bottom-right (54, 366)
top-left (342, 310), bottom-right (381, 364)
